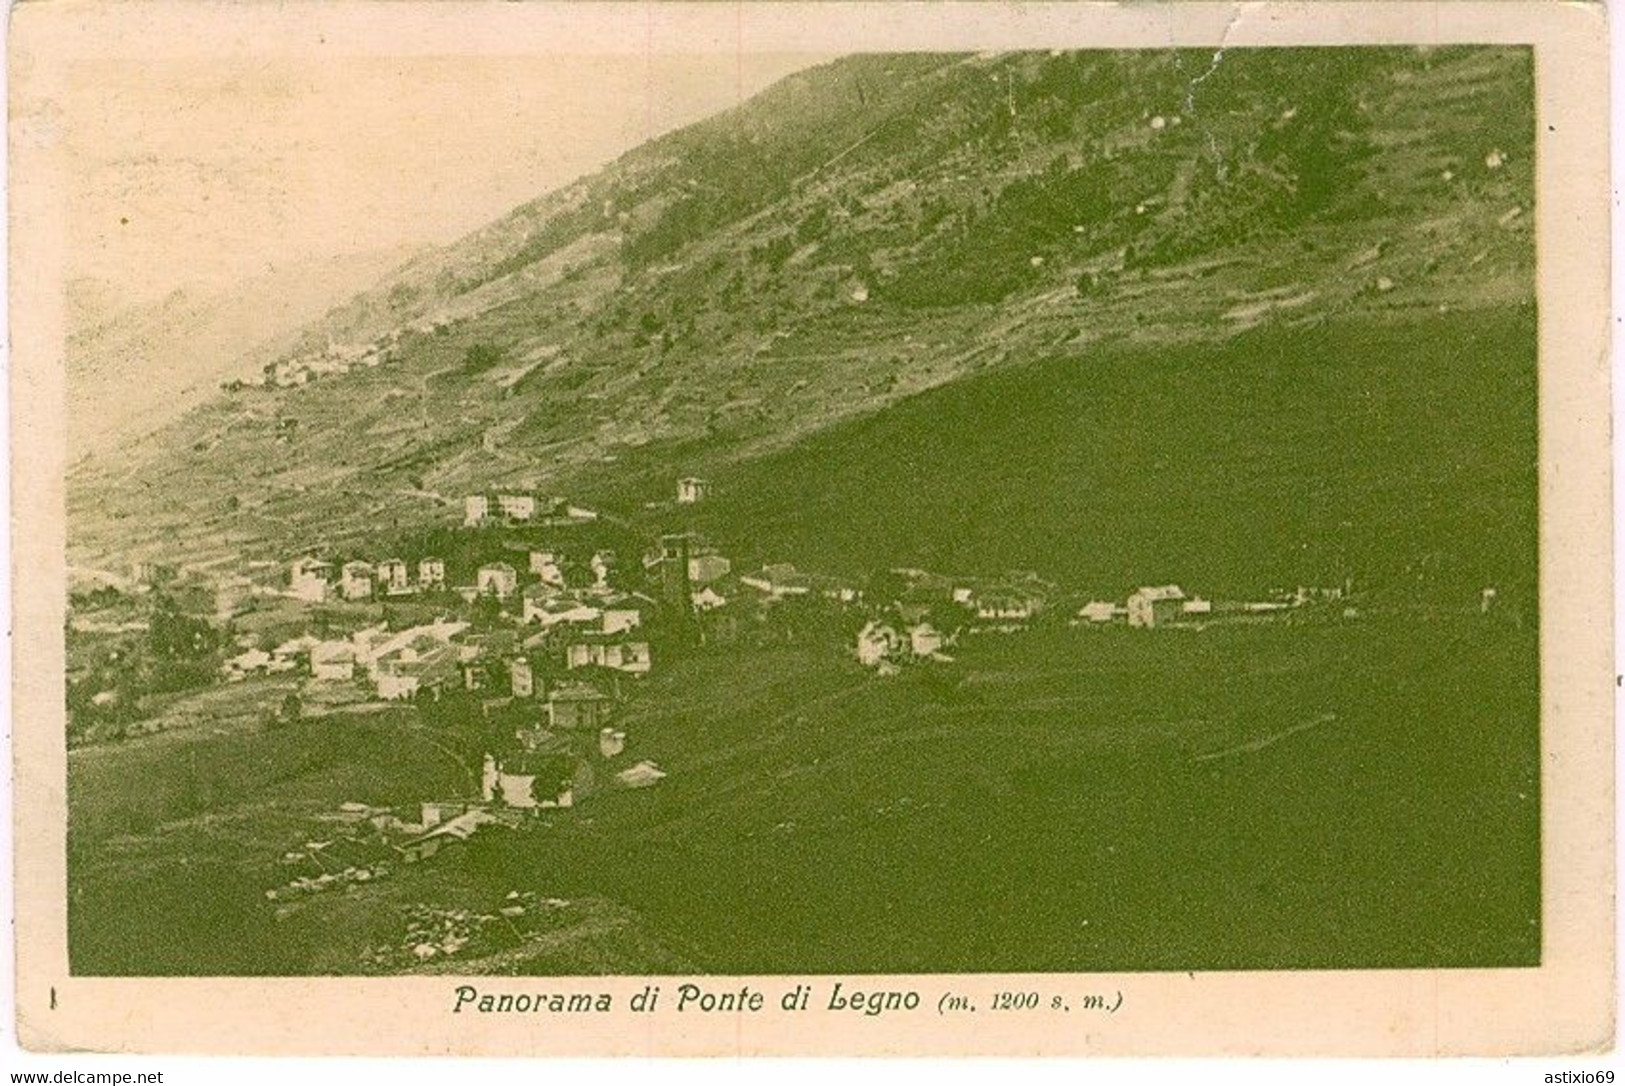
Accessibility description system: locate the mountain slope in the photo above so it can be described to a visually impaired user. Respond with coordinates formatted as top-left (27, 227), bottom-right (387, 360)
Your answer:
top-left (666, 305), bottom-right (1536, 603)
top-left (66, 246), bottom-right (424, 458)
top-left (68, 46), bottom-right (1534, 589)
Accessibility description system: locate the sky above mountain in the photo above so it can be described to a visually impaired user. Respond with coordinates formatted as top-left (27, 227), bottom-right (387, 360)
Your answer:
top-left (63, 51), bottom-right (828, 308)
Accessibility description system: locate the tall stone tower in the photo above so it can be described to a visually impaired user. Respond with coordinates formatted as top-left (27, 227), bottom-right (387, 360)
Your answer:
top-left (658, 533), bottom-right (694, 617)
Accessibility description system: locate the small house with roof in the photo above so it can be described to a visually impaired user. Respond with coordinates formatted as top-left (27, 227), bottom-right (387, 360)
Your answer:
top-left (496, 492), bottom-right (538, 522)
top-left (590, 550), bottom-right (618, 588)
top-left (1075, 600), bottom-right (1123, 625)
top-left (856, 620), bottom-right (904, 667)
top-left (908, 622), bottom-right (948, 659)
top-left (1127, 585), bottom-right (1187, 628)
top-left (289, 558), bottom-right (333, 603)
top-left (523, 590), bottom-right (602, 629)
top-left (476, 562), bottom-right (518, 599)
top-left (741, 563), bottom-right (813, 598)
top-left (546, 682), bottom-right (615, 731)
top-left (529, 549), bottom-right (565, 585)
top-left (377, 558), bottom-right (411, 595)
top-left (481, 747), bottom-right (577, 810)
top-left (373, 641), bottom-right (461, 700)
top-left (339, 561), bottom-right (374, 601)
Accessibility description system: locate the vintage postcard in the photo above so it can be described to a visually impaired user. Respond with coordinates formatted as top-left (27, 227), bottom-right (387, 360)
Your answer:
top-left (9, 0), bottom-right (1613, 1057)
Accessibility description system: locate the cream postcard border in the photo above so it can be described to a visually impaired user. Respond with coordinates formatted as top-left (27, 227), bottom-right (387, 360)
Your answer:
top-left (9, 0), bottom-right (1613, 1057)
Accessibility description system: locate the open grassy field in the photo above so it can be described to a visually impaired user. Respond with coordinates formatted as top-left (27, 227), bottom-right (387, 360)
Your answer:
top-left (67, 701), bottom-right (461, 974)
top-left (68, 611), bottom-right (1538, 975)
top-left (67, 683), bottom-right (695, 976)
top-left (485, 615), bottom-right (1538, 974)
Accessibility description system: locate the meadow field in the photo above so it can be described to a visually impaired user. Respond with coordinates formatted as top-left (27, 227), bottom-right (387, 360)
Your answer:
top-left (68, 612), bottom-right (1538, 975)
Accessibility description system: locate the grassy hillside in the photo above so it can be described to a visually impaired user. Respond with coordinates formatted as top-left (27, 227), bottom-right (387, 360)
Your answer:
top-left (66, 693), bottom-right (693, 975)
top-left (66, 247), bottom-right (423, 460)
top-left (564, 618), bottom-right (1538, 973)
top-left (67, 47), bottom-right (1534, 575)
top-left (647, 305), bottom-right (1537, 603)
top-left (69, 614), bottom-right (1538, 975)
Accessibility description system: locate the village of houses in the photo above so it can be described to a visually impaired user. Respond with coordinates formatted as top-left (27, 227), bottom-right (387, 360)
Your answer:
top-left (67, 473), bottom-right (1376, 960)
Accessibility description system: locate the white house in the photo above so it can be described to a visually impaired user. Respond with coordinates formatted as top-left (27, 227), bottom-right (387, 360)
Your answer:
top-left (223, 648), bottom-right (272, 681)
top-left (546, 683), bottom-right (614, 730)
top-left (373, 641), bottom-right (461, 700)
top-left (508, 656), bottom-right (537, 698)
top-left (600, 600), bottom-right (643, 635)
top-left (1127, 585), bottom-right (1187, 628)
top-left (496, 493), bottom-right (538, 522)
top-left (1076, 600), bottom-right (1121, 625)
top-left (289, 558), bottom-right (333, 603)
top-left (482, 752), bottom-right (573, 810)
top-left (417, 557), bottom-right (446, 589)
top-left (368, 617), bottom-right (471, 695)
top-left (464, 494), bottom-right (490, 527)
top-left (617, 761), bottom-right (667, 789)
top-left (353, 620), bottom-right (468, 673)
top-left (529, 550), bottom-right (565, 586)
top-left (688, 552), bottom-right (731, 585)
top-left (339, 561), bottom-right (374, 601)
top-left (972, 589), bottom-right (1039, 623)
top-left (676, 476), bottom-right (709, 504)
top-left (856, 620), bottom-right (903, 667)
top-left (377, 558), bottom-right (411, 595)
top-left (476, 562), bottom-right (518, 599)
top-left (692, 585), bottom-right (728, 612)
top-left (741, 564), bottom-right (812, 598)
top-left (1183, 596), bottom-right (1213, 616)
top-left (908, 623), bottom-right (946, 659)
top-left (598, 728), bottom-right (627, 758)
top-left (349, 623), bottom-right (391, 664)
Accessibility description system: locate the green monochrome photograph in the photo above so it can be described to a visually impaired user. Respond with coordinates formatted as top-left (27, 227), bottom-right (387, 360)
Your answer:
top-left (48, 35), bottom-right (1547, 985)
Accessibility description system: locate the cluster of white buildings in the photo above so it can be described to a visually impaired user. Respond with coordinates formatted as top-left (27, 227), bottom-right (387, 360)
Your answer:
top-left (225, 619), bottom-right (474, 700)
top-left (847, 574), bottom-right (1232, 670)
top-left (736, 563), bottom-right (861, 604)
top-left (514, 587), bottom-right (656, 680)
top-left (480, 682), bottom-right (663, 812)
top-left (849, 571), bottom-right (1052, 672)
top-left (289, 556), bottom-right (447, 603)
top-left (463, 492), bottom-right (599, 529)
top-left (1068, 584), bottom-right (1213, 629)
top-left (855, 619), bottom-right (953, 675)
top-left (257, 337), bottom-right (398, 389)
top-left (285, 547), bottom-right (641, 606)
top-left (1069, 584), bottom-right (1358, 629)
